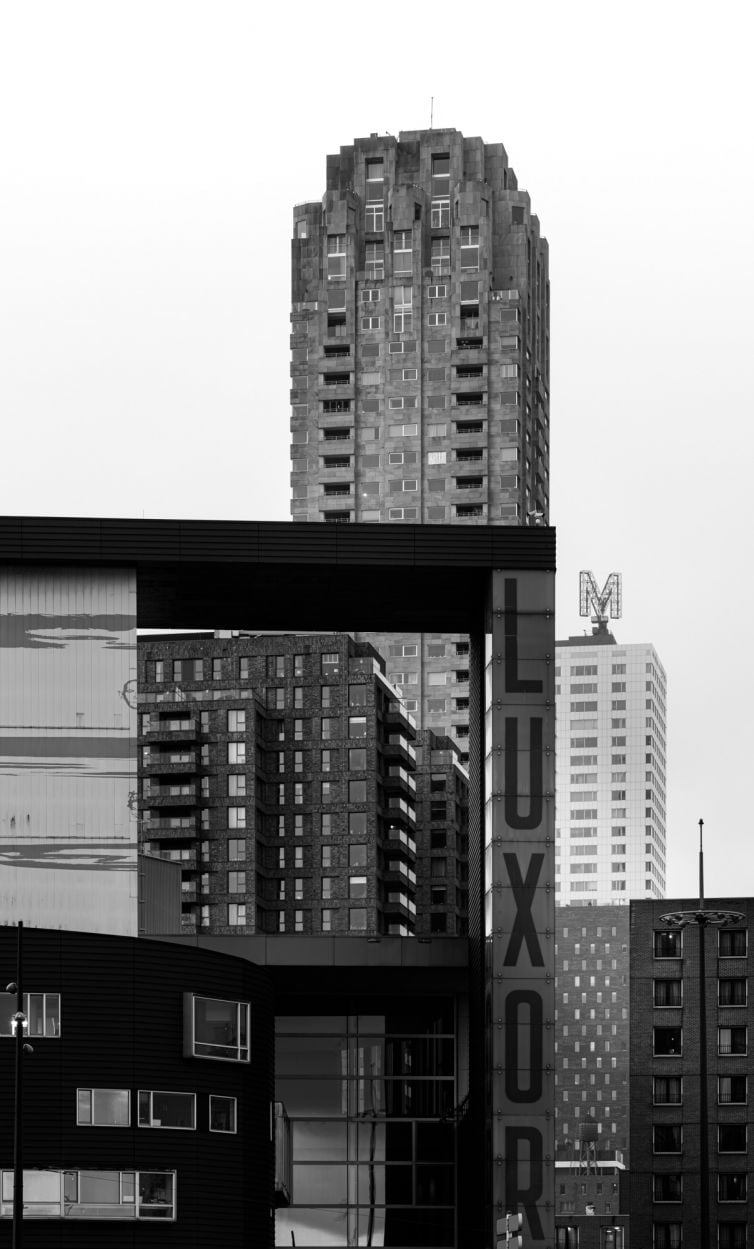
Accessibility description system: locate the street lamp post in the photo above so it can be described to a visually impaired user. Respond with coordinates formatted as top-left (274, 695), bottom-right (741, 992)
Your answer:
top-left (5, 920), bottom-right (31, 1249)
top-left (660, 821), bottom-right (743, 1249)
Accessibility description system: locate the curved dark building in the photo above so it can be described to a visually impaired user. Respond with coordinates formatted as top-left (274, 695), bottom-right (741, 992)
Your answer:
top-left (0, 927), bottom-right (273, 1245)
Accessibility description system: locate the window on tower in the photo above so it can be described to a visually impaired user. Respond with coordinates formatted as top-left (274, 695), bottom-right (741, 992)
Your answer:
top-left (327, 235), bottom-right (346, 280)
top-left (365, 242), bottom-right (385, 280)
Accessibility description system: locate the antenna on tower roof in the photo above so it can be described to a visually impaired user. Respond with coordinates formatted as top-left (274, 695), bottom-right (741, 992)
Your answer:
top-left (430, 97), bottom-right (434, 129)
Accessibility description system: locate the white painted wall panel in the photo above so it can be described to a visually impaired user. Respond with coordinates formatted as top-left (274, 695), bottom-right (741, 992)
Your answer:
top-left (0, 567), bottom-right (137, 934)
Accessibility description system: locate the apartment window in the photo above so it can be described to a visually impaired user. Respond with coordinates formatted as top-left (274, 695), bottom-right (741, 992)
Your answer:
top-left (428, 311), bottom-right (447, 326)
top-left (653, 1124), bottom-right (682, 1153)
top-left (719, 1174), bottom-right (747, 1203)
top-left (719, 1124), bottom-right (747, 1152)
top-left (654, 1026), bottom-right (682, 1056)
top-left (321, 877), bottom-right (334, 900)
top-left (350, 844), bottom-right (367, 867)
top-left (348, 716), bottom-right (367, 738)
top-left (228, 838), bottom-right (245, 861)
top-left (321, 909), bottom-right (333, 932)
top-left (1, 992), bottom-right (60, 1038)
top-left (154, 660), bottom-right (165, 682)
top-left (366, 157), bottom-right (384, 200)
top-left (428, 284), bottom-right (447, 299)
top-left (321, 717), bottom-right (336, 740)
top-left (719, 979), bottom-right (747, 1006)
top-left (361, 316), bottom-right (381, 330)
top-left (365, 203), bottom-right (384, 231)
top-left (76, 1089), bottom-right (130, 1126)
top-left (430, 236), bottom-right (450, 273)
top-left (228, 741), bottom-right (246, 764)
top-left (184, 995), bottom-right (250, 1062)
top-left (393, 230), bottom-right (412, 274)
top-left (228, 774), bottom-right (246, 798)
top-left (718, 1226), bottom-right (746, 1249)
top-left (228, 870), bottom-right (246, 893)
top-left (366, 242), bottom-right (385, 279)
top-left (428, 422), bottom-right (447, 436)
top-left (431, 199), bottom-right (450, 228)
top-left (349, 908), bottom-right (367, 931)
top-left (460, 226), bottom-right (480, 271)
top-left (653, 1174), bottom-right (682, 1202)
top-left (654, 980), bottom-right (682, 1007)
top-left (719, 929), bottom-right (748, 957)
top-left (431, 153), bottom-right (450, 195)
top-left (719, 1075), bottom-right (747, 1104)
top-left (349, 780), bottom-right (367, 803)
top-left (327, 234), bottom-right (346, 280)
top-left (228, 807), bottom-right (246, 829)
top-left (654, 931), bottom-right (682, 958)
top-left (652, 1225), bottom-right (681, 1249)
top-left (209, 1095), bottom-right (237, 1133)
top-left (653, 1076), bottom-right (682, 1104)
top-left (349, 876), bottom-right (368, 899)
top-left (393, 284), bottom-right (412, 332)
top-left (0, 1170), bottom-right (176, 1220)
top-left (228, 903), bottom-right (247, 926)
top-left (138, 1090), bottom-right (196, 1130)
top-left (349, 747), bottom-right (367, 770)
top-left (556, 1231), bottom-right (579, 1249)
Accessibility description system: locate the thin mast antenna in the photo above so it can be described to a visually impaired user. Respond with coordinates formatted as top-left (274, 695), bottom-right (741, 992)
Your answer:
top-left (698, 818), bottom-right (704, 909)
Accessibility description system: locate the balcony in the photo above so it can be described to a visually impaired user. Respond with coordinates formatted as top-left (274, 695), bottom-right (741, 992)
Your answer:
top-left (383, 826), bottom-right (417, 861)
top-left (384, 765), bottom-right (416, 800)
top-left (142, 784), bottom-right (197, 806)
top-left (385, 733), bottom-right (416, 766)
top-left (143, 750), bottom-right (197, 772)
top-left (384, 859), bottom-right (417, 886)
top-left (385, 796), bottom-right (416, 826)
top-left (384, 699), bottom-right (417, 734)
top-left (384, 890), bottom-right (417, 918)
top-left (142, 813), bottom-right (197, 833)
top-left (143, 716), bottom-right (198, 742)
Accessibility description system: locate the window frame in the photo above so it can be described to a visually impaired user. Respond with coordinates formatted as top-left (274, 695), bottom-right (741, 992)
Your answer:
top-left (76, 1088), bottom-right (131, 1127)
top-left (209, 1094), bottom-right (237, 1134)
top-left (184, 994), bottom-right (251, 1063)
top-left (138, 1089), bottom-right (197, 1131)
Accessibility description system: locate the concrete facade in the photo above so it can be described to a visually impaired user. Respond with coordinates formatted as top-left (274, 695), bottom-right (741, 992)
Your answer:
top-left (290, 128), bottom-right (549, 747)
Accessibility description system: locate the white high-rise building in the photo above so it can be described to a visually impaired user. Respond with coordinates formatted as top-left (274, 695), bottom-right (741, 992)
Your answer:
top-left (555, 631), bottom-right (667, 904)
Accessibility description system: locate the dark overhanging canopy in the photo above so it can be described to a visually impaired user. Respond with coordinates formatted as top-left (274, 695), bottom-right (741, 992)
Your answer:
top-left (0, 517), bottom-right (556, 632)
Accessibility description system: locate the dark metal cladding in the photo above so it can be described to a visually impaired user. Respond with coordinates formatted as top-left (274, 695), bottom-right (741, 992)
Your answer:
top-left (0, 517), bottom-right (555, 632)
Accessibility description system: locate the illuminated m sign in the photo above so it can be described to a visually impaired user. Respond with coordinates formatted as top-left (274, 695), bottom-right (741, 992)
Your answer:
top-left (579, 570), bottom-right (622, 623)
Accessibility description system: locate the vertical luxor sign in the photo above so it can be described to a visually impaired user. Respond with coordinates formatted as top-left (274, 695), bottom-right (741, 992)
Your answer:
top-left (485, 571), bottom-right (555, 1246)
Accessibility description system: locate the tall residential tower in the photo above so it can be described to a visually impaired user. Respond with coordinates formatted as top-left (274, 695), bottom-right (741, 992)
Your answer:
top-left (555, 632), bottom-right (668, 904)
top-left (289, 128), bottom-right (550, 743)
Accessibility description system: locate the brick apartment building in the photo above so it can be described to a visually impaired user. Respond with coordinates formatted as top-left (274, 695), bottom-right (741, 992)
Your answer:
top-left (555, 905), bottom-right (631, 1249)
top-left (630, 898), bottom-right (752, 1249)
top-left (138, 631), bottom-right (468, 938)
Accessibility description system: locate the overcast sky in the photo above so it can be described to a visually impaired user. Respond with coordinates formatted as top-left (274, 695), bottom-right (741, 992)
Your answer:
top-left (1, 0), bottom-right (752, 900)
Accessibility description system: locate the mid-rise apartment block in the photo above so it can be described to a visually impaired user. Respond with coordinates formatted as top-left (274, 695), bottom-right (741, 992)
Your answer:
top-left (290, 127), bottom-right (549, 743)
top-left (554, 905), bottom-right (631, 1249)
top-left (138, 632), bottom-right (469, 938)
top-left (630, 898), bottom-right (753, 1249)
top-left (555, 632), bottom-right (667, 905)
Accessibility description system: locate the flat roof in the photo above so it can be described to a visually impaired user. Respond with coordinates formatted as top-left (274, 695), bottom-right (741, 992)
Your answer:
top-left (0, 517), bottom-right (555, 632)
